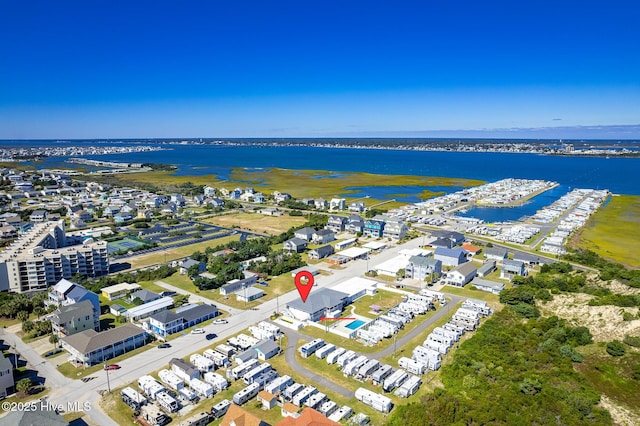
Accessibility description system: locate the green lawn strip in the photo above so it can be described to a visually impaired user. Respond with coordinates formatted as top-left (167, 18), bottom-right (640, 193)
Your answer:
top-left (440, 286), bottom-right (500, 305)
top-left (0, 386), bottom-right (49, 408)
top-left (350, 290), bottom-right (405, 315)
top-left (136, 280), bottom-right (170, 294)
top-left (0, 317), bottom-right (20, 328)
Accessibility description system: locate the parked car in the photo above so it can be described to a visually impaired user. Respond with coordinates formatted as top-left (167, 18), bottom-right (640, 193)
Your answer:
top-left (206, 333), bottom-right (217, 340)
top-left (191, 328), bottom-right (206, 334)
top-left (212, 319), bottom-right (228, 325)
top-left (158, 343), bottom-right (171, 348)
top-left (104, 364), bottom-right (120, 370)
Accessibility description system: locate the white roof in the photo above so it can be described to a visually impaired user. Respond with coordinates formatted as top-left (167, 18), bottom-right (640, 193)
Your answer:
top-left (363, 241), bottom-right (387, 250)
top-left (101, 282), bottom-right (141, 294)
top-left (331, 277), bottom-right (377, 298)
top-left (337, 247), bottom-right (370, 258)
top-left (125, 296), bottom-right (173, 317)
top-left (374, 255), bottom-right (411, 276)
top-left (398, 248), bottom-right (431, 258)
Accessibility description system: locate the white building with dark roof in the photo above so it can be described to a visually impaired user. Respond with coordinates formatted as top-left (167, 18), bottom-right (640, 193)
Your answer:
top-left (285, 288), bottom-right (349, 322)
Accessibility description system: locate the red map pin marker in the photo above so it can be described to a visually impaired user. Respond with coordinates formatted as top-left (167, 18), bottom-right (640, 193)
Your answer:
top-left (294, 271), bottom-right (314, 303)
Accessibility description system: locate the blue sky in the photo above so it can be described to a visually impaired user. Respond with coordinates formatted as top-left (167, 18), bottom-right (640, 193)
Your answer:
top-left (1, 1), bottom-right (639, 139)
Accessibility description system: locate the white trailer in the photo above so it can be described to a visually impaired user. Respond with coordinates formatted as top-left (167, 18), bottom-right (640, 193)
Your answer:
top-left (357, 359), bottom-right (380, 379)
top-left (158, 369), bottom-right (184, 391)
top-left (413, 353), bottom-right (441, 371)
top-left (229, 359), bottom-right (259, 380)
top-left (326, 347), bottom-right (346, 365)
top-left (233, 382), bottom-right (259, 405)
top-left (329, 405), bottom-right (353, 422)
top-left (215, 344), bottom-right (235, 357)
top-left (284, 383), bottom-right (304, 400)
top-left (462, 299), bottom-right (492, 316)
top-left (138, 375), bottom-right (165, 400)
top-left (253, 370), bottom-right (278, 389)
top-left (203, 349), bottom-right (229, 368)
top-left (394, 375), bottom-right (421, 398)
top-left (265, 375), bottom-right (293, 395)
top-left (305, 392), bottom-right (327, 409)
top-left (355, 387), bottom-right (393, 413)
top-left (398, 356), bottom-right (427, 375)
top-left (432, 326), bottom-right (459, 342)
top-left (190, 354), bottom-right (215, 372)
top-left (211, 399), bottom-right (231, 419)
top-left (243, 363), bottom-right (272, 385)
top-left (121, 386), bottom-right (147, 410)
top-left (319, 400), bottom-right (338, 417)
top-left (371, 364), bottom-right (394, 385)
top-left (315, 343), bottom-right (336, 359)
top-left (203, 372), bottom-right (229, 392)
top-left (337, 350), bottom-right (357, 368)
top-left (293, 386), bottom-right (317, 407)
top-left (299, 339), bottom-right (325, 358)
top-left (343, 355), bottom-right (368, 377)
top-left (443, 323), bottom-right (465, 338)
top-left (383, 369), bottom-right (408, 392)
top-left (156, 391), bottom-right (179, 413)
top-left (179, 387), bottom-right (198, 404)
top-left (190, 378), bottom-right (214, 399)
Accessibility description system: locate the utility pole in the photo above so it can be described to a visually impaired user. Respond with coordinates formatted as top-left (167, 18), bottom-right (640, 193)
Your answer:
top-left (104, 363), bottom-right (111, 393)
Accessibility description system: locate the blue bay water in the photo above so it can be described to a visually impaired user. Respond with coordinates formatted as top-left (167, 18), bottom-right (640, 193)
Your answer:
top-left (9, 141), bottom-right (640, 221)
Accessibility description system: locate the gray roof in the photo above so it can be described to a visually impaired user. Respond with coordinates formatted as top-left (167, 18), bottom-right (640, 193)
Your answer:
top-left (485, 247), bottom-right (508, 258)
top-left (314, 229), bottom-right (334, 236)
top-left (52, 300), bottom-right (94, 324)
top-left (453, 262), bottom-right (478, 276)
top-left (472, 278), bottom-right (505, 291)
top-left (170, 358), bottom-right (199, 377)
top-left (62, 323), bottom-right (146, 354)
top-left (503, 259), bottom-right (525, 270)
top-left (179, 304), bottom-right (218, 322)
top-left (150, 309), bottom-right (181, 324)
top-left (0, 352), bottom-right (12, 372)
top-left (434, 247), bottom-right (466, 258)
top-left (110, 303), bottom-right (126, 312)
top-left (180, 258), bottom-right (200, 269)
top-left (408, 255), bottom-right (439, 267)
top-left (239, 287), bottom-right (264, 298)
top-left (253, 339), bottom-right (279, 355)
top-left (513, 252), bottom-right (541, 263)
top-left (286, 288), bottom-right (348, 314)
top-left (477, 260), bottom-right (496, 274)
top-left (236, 348), bottom-right (258, 363)
top-left (285, 237), bottom-right (308, 246)
top-left (295, 227), bottom-right (315, 236)
top-left (310, 245), bottom-right (335, 257)
top-left (1, 406), bottom-right (68, 426)
top-left (130, 289), bottom-right (161, 303)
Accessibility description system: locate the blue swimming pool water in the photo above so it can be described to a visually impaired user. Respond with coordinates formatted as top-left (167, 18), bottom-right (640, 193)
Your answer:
top-left (346, 319), bottom-right (366, 330)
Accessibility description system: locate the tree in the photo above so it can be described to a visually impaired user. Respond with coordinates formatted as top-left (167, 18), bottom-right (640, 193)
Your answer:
top-left (396, 268), bottom-right (406, 280)
top-left (606, 340), bottom-right (626, 357)
top-left (16, 378), bottom-right (32, 394)
top-left (49, 334), bottom-right (59, 349)
top-left (16, 310), bottom-right (29, 322)
top-left (33, 307), bottom-right (45, 319)
top-left (174, 294), bottom-right (190, 307)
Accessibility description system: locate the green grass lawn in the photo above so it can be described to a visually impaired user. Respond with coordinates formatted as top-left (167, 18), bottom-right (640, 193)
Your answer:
top-left (570, 194), bottom-right (640, 268)
top-left (350, 290), bottom-right (404, 316)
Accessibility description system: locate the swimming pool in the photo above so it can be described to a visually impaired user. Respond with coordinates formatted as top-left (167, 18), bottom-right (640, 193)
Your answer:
top-left (346, 319), bottom-right (366, 330)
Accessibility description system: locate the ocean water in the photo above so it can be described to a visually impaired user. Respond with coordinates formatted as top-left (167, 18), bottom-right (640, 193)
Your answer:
top-left (5, 141), bottom-right (639, 221)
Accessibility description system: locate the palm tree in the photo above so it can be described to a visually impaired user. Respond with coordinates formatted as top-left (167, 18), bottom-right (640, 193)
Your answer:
top-left (16, 378), bottom-right (32, 394)
top-left (16, 310), bottom-right (29, 322)
top-left (49, 334), bottom-right (59, 350)
top-left (33, 306), bottom-right (45, 319)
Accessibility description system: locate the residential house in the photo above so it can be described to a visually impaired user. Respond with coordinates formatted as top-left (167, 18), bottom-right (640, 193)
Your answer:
top-left (237, 287), bottom-right (264, 303)
top-left (348, 202), bottom-right (365, 212)
top-left (329, 198), bottom-right (346, 211)
top-left (501, 259), bottom-right (527, 280)
top-left (245, 187), bottom-right (255, 194)
top-left (382, 219), bottom-right (408, 240)
top-left (281, 402), bottom-right (299, 418)
top-left (0, 224), bottom-right (17, 239)
top-left (314, 198), bottom-right (328, 210)
top-left (325, 215), bottom-right (347, 233)
top-left (294, 227), bottom-right (315, 241)
top-left (46, 279), bottom-right (100, 330)
top-left (170, 358), bottom-right (200, 383)
top-left (253, 193), bottom-right (265, 203)
top-left (60, 323), bottom-right (147, 366)
top-left (405, 255), bottom-right (442, 281)
top-left (219, 275), bottom-right (259, 296)
top-left (471, 277), bottom-right (505, 294)
top-left (434, 247), bottom-right (467, 267)
top-left (179, 257), bottom-right (206, 275)
top-left (286, 288), bottom-right (349, 322)
top-left (102, 206), bottom-right (119, 217)
top-left (276, 407), bottom-right (341, 426)
top-left (170, 194), bottom-right (186, 207)
top-left (0, 352), bottom-right (14, 399)
top-left (513, 252), bottom-right (544, 266)
top-left (346, 214), bottom-right (365, 233)
top-left (161, 203), bottom-right (177, 215)
top-left (219, 188), bottom-right (230, 197)
top-left (253, 339), bottom-right (280, 361)
top-left (308, 245), bottom-right (335, 260)
top-left (443, 231), bottom-right (465, 246)
top-left (485, 247), bottom-right (508, 261)
top-left (203, 186), bottom-right (216, 197)
top-left (477, 260), bottom-right (496, 277)
top-left (113, 212), bottom-right (134, 223)
top-left (129, 289), bottom-right (162, 304)
top-left (363, 219), bottom-right (385, 238)
top-left (101, 282), bottom-right (141, 301)
top-left (109, 304), bottom-right (126, 316)
top-left (74, 210), bottom-right (93, 223)
top-left (283, 238), bottom-right (307, 253)
top-left (274, 192), bottom-right (292, 203)
top-left (208, 198), bottom-right (225, 208)
top-left (312, 229), bottom-right (335, 244)
top-left (240, 192), bottom-right (254, 202)
top-left (221, 404), bottom-right (268, 426)
top-left (124, 297), bottom-right (174, 321)
top-left (147, 304), bottom-right (218, 337)
top-left (50, 300), bottom-right (97, 336)
top-left (257, 391), bottom-right (278, 410)
top-left (446, 262), bottom-right (477, 287)
top-left (229, 188), bottom-right (242, 199)
top-left (29, 209), bottom-right (48, 223)
top-left (430, 237), bottom-right (456, 249)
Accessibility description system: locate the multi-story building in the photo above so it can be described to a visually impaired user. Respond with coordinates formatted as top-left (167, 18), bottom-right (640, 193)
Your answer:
top-left (0, 352), bottom-right (14, 399)
top-left (46, 278), bottom-right (100, 330)
top-left (0, 221), bottom-right (109, 293)
top-left (50, 300), bottom-right (98, 336)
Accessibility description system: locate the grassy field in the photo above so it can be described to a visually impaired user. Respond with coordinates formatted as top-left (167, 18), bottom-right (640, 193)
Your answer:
top-left (570, 195), bottom-right (640, 268)
top-left (203, 212), bottom-right (307, 235)
top-left (125, 234), bottom-right (240, 269)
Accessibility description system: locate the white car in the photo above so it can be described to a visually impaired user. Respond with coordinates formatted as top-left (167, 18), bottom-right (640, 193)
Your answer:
top-left (191, 328), bottom-right (205, 334)
top-left (212, 319), bottom-right (228, 325)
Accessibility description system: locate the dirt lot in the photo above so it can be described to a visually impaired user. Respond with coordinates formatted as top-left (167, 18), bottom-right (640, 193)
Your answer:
top-left (600, 395), bottom-right (640, 426)
top-left (203, 212), bottom-right (307, 235)
top-left (538, 293), bottom-right (640, 342)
